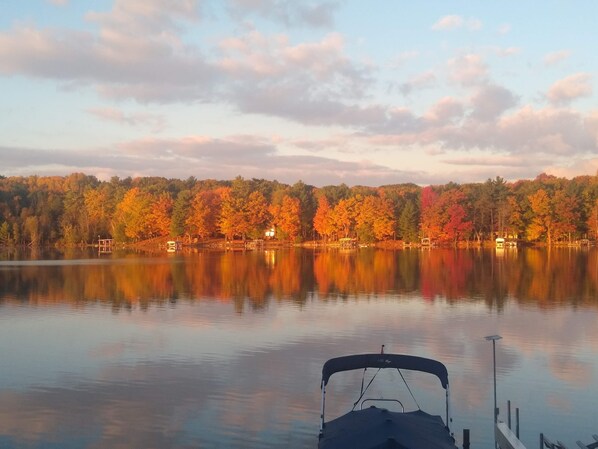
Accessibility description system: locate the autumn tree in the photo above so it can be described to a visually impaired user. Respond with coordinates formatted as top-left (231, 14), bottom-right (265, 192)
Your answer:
top-left (219, 189), bottom-right (247, 240)
top-left (246, 190), bottom-right (270, 238)
top-left (113, 187), bottom-right (153, 241)
top-left (289, 180), bottom-right (317, 240)
top-left (437, 189), bottom-right (472, 244)
top-left (398, 200), bottom-right (419, 243)
top-left (331, 197), bottom-right (357, 238)
top-left (84, 188), bottom-right (110, 240)
top-left (551, 189), bottom-right (580, 243)
top-left (420, 186), bottom-right (440, 240)
top-left (186, 189), bottom-right (221, 239)
top-left (589, 199), bottom-right (598, 240)
top-left (269, 195), bottom-right (301, 241)
top-left (527, 189), bottom-right (552, 243)
top-left (355, 195), bottom-right (395, 242)
top-left (313, 194), bottom-right (334, 241)
top-left (503, 195), bottom-right (525, 239)
top-left (170, 190), bottom-right (192, 238)
top-left (148, 192), bottom-right (173, 237)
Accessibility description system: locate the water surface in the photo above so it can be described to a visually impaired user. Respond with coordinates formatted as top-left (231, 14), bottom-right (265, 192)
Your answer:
top-left (1, 247), bottom-right (597, 448)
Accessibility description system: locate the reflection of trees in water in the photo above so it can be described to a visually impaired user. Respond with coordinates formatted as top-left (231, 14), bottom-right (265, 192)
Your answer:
top-left (1, 248), bottom-right (597, 309)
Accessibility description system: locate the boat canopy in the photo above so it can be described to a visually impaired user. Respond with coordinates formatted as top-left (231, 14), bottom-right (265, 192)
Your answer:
top-left (321, 353), bottom-right (449, 389)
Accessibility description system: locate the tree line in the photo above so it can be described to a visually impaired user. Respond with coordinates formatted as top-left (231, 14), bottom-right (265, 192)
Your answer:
top-left (0, 172), bottom-right (597, 246)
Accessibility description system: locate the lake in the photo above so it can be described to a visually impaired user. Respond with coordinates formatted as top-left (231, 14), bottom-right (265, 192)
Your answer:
top-left (0, 247), bottom-right (597, 449)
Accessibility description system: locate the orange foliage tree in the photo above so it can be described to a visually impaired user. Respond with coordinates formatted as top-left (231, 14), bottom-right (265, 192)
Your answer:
top-left (186, 189), bottom-right (222, 239)
top-left (148, 192), bottom-right (173, 237)
top-left (113, 188), bottom-right (153, 241)
top-left (218, 187), bottom-right (245, 240)
top-left (313, 195), bottom-right (334, 241)
top-left (246, 191), bottom-right (270, 238)
top-left (527, 189), bottom-right (552, 243)
top-left (356, 195), bottom-right (395, 242)
top-left (331, 197), bottom-right (357, 238)
top-left (269, 195), bottom-right (301, 241)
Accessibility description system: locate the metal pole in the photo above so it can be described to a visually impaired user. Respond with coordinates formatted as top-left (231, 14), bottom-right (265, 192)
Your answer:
top-left (493, 339), bottom-right (497, 422)
top-left (463, 429), bottom-right (470, 449)
top-left (485, 334), bottom-right (502, 449)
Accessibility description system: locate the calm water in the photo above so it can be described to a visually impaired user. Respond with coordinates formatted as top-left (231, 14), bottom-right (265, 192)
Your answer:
top-left (0, 247), bottom-right (597, 449)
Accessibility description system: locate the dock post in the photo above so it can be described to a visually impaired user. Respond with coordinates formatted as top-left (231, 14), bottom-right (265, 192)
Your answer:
top-left (516, 408), bottom-right (520, 438)
top-left (508, 400), bottom-right (512, 429)
top-left (541, 433), bottom-right (544, 449)
top-left (463, 429), bottom-right (470, 449)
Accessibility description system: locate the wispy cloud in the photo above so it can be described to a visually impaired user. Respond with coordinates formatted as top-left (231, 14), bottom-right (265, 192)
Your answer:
top-left (399, 71), bottom-right (437, 96)
top-left (86, 107), bottom-right (166, 132)
top-left (544, 50), bottom-right (571, 66)
top-left (497, 23), bottom-right (511, 35)
top-left (226, 0), bottom-right (340, 28)
top-left (432, 15), bottom-right (482, 31)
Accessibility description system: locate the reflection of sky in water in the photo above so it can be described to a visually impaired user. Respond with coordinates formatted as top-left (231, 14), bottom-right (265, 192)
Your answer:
top-left (1, 297), bottom-right (597, 449)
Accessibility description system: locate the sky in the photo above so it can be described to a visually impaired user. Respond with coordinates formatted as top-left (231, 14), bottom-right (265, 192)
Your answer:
top-left (1, 0), bottom-right (597, 187)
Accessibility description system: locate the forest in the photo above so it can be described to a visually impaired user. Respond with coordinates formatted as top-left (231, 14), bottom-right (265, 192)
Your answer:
top-left (0, 172), bottom-right (597, 247)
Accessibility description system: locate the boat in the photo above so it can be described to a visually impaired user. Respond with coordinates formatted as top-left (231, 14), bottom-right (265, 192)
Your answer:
top-left (318, 350), bottom-right (458, 449)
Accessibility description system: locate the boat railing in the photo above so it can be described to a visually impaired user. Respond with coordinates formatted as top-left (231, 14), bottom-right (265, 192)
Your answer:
top-left (360, 398), bottom-right (404, 412)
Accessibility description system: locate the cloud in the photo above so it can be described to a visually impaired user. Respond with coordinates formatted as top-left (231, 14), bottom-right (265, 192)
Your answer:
top-left (217, 31), bottom-right (371, 103)
top-left (544, 50), bottom-right (571, 66)
top-left (226, 0), bottom-right (340, 28)
top-left (544, 157), bottom-right (598, 179)
top-left (390, 51), bottom-right (419, 69)
top-left (0, 134), bottom-right (429, 186)
top-left (399, 71), bottom-right (437, 96)
top-left (447, 53), bottom-right (488, 86)
top-left (361, 104), bottom-right (598, 163)
top-left (469, 84), bottom-right (519, 121)
top-left (431, 15), bottom-right (481, 31)
top-left (86, 107), bottom-right (166, 132)
top-left (0, 0), bottom-right (215, 103)
top-left (431, 15), bottom-right (463, 30)
top-left (441, 155), bottom-right (534, 167)
top-left (495, 47), bottom-right (520, 57)
top-left (546, 73), bottom-right (592, 105)
top-left (423, 97), bottom-right (464, 125)
top-left (47, 0), bottom-right (69, 5)
top-left (497, 23), bottom-right (511, 34)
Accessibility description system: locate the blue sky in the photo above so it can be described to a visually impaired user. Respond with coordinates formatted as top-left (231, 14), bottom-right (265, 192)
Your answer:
top-left (1, 0), bottom-right (597, 186)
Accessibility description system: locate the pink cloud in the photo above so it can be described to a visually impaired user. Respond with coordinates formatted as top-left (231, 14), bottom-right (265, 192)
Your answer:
top-left (447, 54), bottom-right (488, 86)
top-left (546, 73), bottom-right (592, 105)
top-left (424, 97), bottom-right (464, 125)
top-left (431, 15), bottom-right (463, 30)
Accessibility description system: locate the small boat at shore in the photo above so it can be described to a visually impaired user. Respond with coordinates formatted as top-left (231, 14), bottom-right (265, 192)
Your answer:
top-left (318, 350), bottom-right (458, 449)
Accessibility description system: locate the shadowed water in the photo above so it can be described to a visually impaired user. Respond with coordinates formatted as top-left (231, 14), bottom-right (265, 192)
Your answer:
top-left (0, 247), bottom-right (597, 448)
